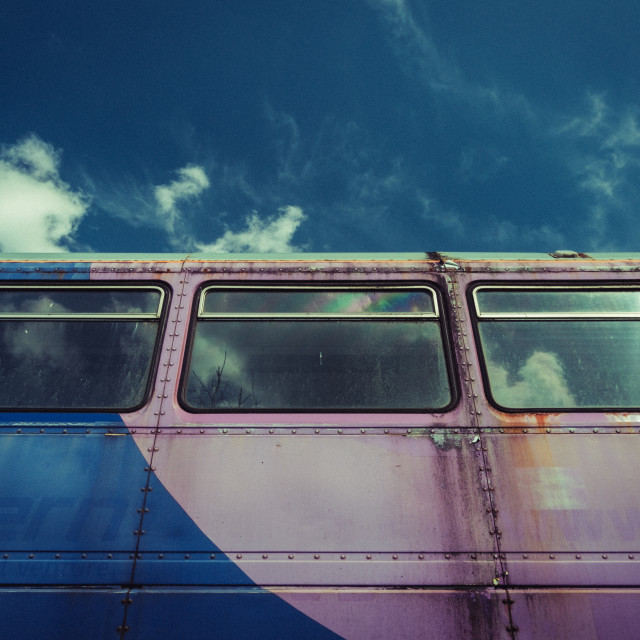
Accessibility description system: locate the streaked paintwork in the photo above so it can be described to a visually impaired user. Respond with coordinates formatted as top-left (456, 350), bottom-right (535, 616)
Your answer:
top-left (1, 253), bottom-right (640, 638)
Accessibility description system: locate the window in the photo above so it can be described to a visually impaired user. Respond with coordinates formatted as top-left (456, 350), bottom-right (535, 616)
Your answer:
top-left (473, 285), bottom-right (640, 410)
top-left (0, 285), bottom-right (166, 410)
top-left (183, 286), bottom-right (452, 411)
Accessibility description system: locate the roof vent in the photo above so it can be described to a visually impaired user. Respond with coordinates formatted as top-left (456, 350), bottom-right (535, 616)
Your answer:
top-left (551, 250), bottom-right (580, 259)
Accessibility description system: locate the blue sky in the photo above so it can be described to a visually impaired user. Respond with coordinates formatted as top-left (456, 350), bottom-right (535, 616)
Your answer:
top-left (1, 0), bottom-right (639, 253)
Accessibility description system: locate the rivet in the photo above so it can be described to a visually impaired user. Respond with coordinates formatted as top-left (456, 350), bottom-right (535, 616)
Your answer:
top-left (549, 554), bottom-right (555, 560)
top-left (262, 554), bottom-right (268, 559)
top-left (210, 554), bottom-right (216, 559)
top-left (184, 554), bottom-right (190, 560)
top-left (82, 554), bottom-right (87, 559)
top-left (522, 554), bottom-right (528, 559)
top-left (546, 428), bottom-right (551, 433)
top-left (291, 429), bottom-right (297, 434)
top-left (158, 554), bottom-right (164, 559)
top-left (593, 428), bottom-right (599, 433)
top-left (361, 429), bottom-right (366, 434)
top-left (406, 429), bottom-right (412, 434)
top-left (340, 554), bottom-right (346, 560)
top-left (268, 429), bottom-right (274, 434)
top-left (314, 554), bottom-right (320, 560)
top-left (470, 554), bottom-right (477, 560)
top-left (28, 554), bottom-right (34, 559)
top-left (2, 554), bottom-right (8, 559)
top-left (223, 429), bottom-right (228, 434)
top-left (337, 429), bottom-right (343, 434)
top-left (288, 554), bottom-right (294, 560)
top-left (418, 554), bottom-right (424, 560)
top-left (55, 554), bottom-right (61, 559)
top-left (315, 429), bottom-right (320, 434)
top-left (523, 429), bottom-right (528, 433)
top-left (201, 429), bottom-right (205, 434)
top-left (616, 429), bottom-right (621, 433)
top-left (246, 429), bottom-right (252, 434)
top-left (384, 429), bottom-right (389, 434)
top-left (602, 554), bottom-right (608, 559)
top-left (569, 428), bottom-right (575, 433)
top-left (444, 554), bottom-right (451, 559)
top-left (392, 554), bottom-right (398, 560)
top-left (366, 555), bottom-right (372, 560)
top-left (236, 554), bottom-right (243, 559)
top-left (576, 554), bottom-right (582, 559)
top-left (630, 554), bottom-right (636, 560)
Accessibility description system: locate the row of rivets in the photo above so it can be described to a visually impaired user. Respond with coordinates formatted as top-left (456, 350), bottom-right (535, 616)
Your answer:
top-left (0, 552), bottom-right (506, 560)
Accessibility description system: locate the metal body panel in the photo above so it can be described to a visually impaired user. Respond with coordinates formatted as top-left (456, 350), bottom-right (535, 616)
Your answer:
top-left (508, 589), bottom-right (640, 640)
top-left (131, 432), bottom-right (494, 586)
top-left (0, 429), bottom-right (146, 585)
top-left (0, 588), bottom-right (127, 640)
top-left (123, 587), bottom-right (511, 640)
top-left (484, 434), bottom-right (640, 557)
top-left (3, 254), bottom-right (640, 638)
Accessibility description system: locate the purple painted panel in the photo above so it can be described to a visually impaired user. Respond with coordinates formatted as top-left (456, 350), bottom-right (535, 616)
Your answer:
top-left (510, 589), bottom-right (640, 640)
top-left (132, 431), bottom-right (497, 586)
top-left (277, 587), bottom-right (512, 640)
top-left (483, 433), bottom-right (640, 586)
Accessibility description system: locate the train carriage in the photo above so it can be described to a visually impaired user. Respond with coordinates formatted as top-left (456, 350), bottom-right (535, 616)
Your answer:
top-left (0, 251), bottom-right (639, 639)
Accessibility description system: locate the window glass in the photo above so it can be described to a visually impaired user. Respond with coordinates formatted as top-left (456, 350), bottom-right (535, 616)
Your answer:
top-left (474, 286), bottom-right (640, 409)
top-left (202, 289), bottom-right (435, 315)
top-left (0, 288), bottom-right (161, 316)
top-left (476, 288), bottom-right (640, 316)
top-left (185, 287), bottom-right (451, 411)
top-left (0, 287), bottom-right (164, 410)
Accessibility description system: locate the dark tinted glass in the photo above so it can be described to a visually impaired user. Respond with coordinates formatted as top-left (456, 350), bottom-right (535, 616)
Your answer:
top-left (0, 320), bottom-right (159, 409)
top-left (479, 321), bottom-right (640, 409)
top-left (185, 320), bottom-right (450, 410)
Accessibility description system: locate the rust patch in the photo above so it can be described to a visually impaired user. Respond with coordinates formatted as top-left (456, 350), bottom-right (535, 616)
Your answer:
top-left (508, 436), bottom-right (555, 468)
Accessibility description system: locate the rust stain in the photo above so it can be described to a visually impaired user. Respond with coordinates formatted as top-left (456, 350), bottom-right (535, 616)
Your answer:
top-left (508, 436), bottom-right (555, 468)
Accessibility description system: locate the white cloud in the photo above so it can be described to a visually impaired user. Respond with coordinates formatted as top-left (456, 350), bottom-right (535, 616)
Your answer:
top-left (196, 205), bottom-right (306, 252)
top-left (489, 351), bottom-right (576, 408)
top-left (154, 164), bottom-right (210, 234)
top-left (0, 135), bottom-right (89, 252)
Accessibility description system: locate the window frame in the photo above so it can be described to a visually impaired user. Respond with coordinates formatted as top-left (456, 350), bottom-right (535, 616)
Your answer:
top-left (0, 282), bottom-right (170, 413)
top-left (180, 283), bottom-right (457, 414)
top-left (470, 282), bottom-right (640, 413)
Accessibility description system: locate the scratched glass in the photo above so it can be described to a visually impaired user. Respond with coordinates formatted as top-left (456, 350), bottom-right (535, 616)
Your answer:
top-left (0, 288), bottom-right (163, 410)
top-left (0, 288), bottom-right (162, 316)
top-left (184, 320), bottom-right (450, 410)
top-left (476, 288), bottom-right (640, 315)
top-left (201, 289), bottom-right (436, 315)
top-left (475, 286), bottom-right (640, 409)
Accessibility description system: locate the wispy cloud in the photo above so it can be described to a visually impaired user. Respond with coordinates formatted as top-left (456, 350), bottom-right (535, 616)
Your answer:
top-left (369, 0), bottom-right (533, 117)
top-left (0, 135), bottom-right (89, 252)
top-left (154, 164), bottom-right (210, 235)
top-left (558, 94), bottom-right (640, 249)
top-left (195, 205), bottom-right (306, 252)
